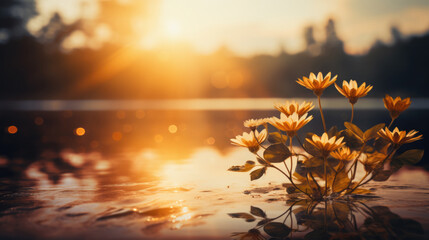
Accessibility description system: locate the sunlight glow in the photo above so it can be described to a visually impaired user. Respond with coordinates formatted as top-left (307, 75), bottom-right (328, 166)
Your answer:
top-left (163, 20), bottom-right (182, 39)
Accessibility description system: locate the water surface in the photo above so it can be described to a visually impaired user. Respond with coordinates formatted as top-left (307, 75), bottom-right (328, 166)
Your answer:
top-left (0, 107), bottom-right (428, 239)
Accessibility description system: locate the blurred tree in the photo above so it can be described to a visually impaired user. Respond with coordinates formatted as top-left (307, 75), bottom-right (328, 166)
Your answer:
top-left (304, 25), bottom-right (321, 56)
top-left (391, 26), bottom-right (403, 44)
top-left (322, 18), bottom-right (344, 54)
top-left (0, 0), bottom-right (37, 42)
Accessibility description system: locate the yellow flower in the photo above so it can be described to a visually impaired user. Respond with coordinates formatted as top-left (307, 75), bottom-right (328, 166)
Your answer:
top-left (268, 112), bottom-right (313, 137)
top-left (383, 94), bottom-right (411, 119)
top-left (274, 100), bottom-right (314, 117)
top-left (330, 147), bottom-right (357, 161)
top-left (306, 133), bottom-right (345, 156)
top-left (231, 129), bottom-right (267, 152)
top-left (335, 80), bottom-right (373, 104)
top-left (243, 118), bottom-right (267, 130)
top-left (377, 127), bottom-right (422, 145)
top-left (297, 72), bottom-right (337, 96)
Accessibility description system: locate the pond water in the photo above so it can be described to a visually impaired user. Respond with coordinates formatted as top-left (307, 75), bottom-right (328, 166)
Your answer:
top-left (0, 103), bottom-right (428, 239)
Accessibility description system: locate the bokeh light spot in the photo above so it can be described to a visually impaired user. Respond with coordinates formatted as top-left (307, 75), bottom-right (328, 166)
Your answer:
top-left (168, 124), bottom-right (178, 133)
top-left (206, 137), bottom-right (215, 145)
top-left (75, 127), bottom-right (86, 136)
top-left (116, 111), bottom-right (126, 119)
top-left (34, 117), bottom-right (44, 125)
top-left (135, 110), bottom-right (146, 119)
top-left (7, 125), bottom-right (18, 134)
top-left (112, 131), bottom-right (122, 141)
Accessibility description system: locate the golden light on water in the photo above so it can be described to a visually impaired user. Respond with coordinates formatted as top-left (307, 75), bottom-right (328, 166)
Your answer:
top-left (75, 127), bottom-right (86, 136)
top-left (7, 125), bottom-right (18, 134)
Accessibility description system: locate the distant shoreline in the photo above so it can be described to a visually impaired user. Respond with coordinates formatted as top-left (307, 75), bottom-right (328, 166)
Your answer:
top-left (0, 98), bottom-right (428, 111)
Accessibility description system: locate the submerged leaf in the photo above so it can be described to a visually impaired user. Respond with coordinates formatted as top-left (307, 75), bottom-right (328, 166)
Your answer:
top-left (250, 206), bottom-right (267, 218)
top-left (263, 143), bottom-right (291, 163)
top-left (228, 161), bottom-right (256, 172)
top-left (372, 169), bottom-right (393, 181)
top-left (263, 222), bottom-right (291, 237)
top-left (228, 213), bottom-right (256, 222)
top-left (250, 167), bottom-right (266, 181)
top-left (268, 132), bottom-right (287, 144)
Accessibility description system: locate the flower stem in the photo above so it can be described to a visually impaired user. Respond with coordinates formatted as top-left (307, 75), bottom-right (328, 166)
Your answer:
top-left (350, 103), bottom-right (355, 123)
top-left (318, 96), bottom-right (327, 132)
top-left (254, 153), bottom-right (311, 198)
top-left (324, 156), bottom-right (328, 196)
top-left (252, 131), bottom-right (267, 150)
top-left (347, 172), bottom-right (369, 194)
top-left (387, 118), bottom-right (395, 129)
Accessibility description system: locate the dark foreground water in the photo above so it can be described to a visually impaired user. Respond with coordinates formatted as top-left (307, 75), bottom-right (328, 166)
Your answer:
top-left (0, 106), bottom-right (428, 239)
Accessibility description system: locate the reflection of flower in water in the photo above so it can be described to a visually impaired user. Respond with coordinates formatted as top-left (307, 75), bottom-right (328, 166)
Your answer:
top-left (228, 201), bottom-right (425, 240)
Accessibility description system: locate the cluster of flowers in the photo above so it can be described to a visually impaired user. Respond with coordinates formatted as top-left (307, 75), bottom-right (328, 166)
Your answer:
top-left (229, 72), bottom-right (423, 200)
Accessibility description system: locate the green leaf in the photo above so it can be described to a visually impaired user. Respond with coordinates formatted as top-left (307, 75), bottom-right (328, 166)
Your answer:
top-left (344, 122), bottom-right (364, 139)
top-left (263, 143), bottom-right (292, 163)
top-left (374, 137), bottom-right (390, 154)
top-left (303, 157), bottom-right (324, 167)
top-left (263, 222), bottom-right (291, 237)
top-left (303, 139), bottom-right (321, 156)
top-left (363, 123), bottom-right (385, 141)
top-left (228, 160), bottom-right (255, 172)
top-left (227, 213), bottom-right (256, 222)
top-left (394, 149), bottom-right (424, 165)
top-left (250, 167), bottom-right (266, 181)
top-left (341, 129), bottom-right (364, 149)
top-left (250, 206), bottom-right (266, 218)
top-left (268, 132), bottom-right (286, 144)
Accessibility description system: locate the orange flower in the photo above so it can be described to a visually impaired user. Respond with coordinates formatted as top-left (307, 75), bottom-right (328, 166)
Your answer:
top-left (231, 129), bottom-right (267, 152)
top-left (306, 133), bottom-right (345, 156)
top-left (243, 118), bottom-right (267, 130)
top-left (330, 147), bottom-right (357, 161)
top-left (377, 127), bottom-right (422, 145)
top-left (274, 100), bottom-right (314, 117)
top-left (335, 80), bottom-right (373, 104)
top-left (383, 94), bottom-right (411, 119)
top-left (268, 112), bottom-right (313, 137)
top-left (297, 72), bottom-right (337, 96)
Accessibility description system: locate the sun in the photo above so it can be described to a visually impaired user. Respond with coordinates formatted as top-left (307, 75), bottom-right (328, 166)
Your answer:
top-left (163, 20), bottom-right (182, 39)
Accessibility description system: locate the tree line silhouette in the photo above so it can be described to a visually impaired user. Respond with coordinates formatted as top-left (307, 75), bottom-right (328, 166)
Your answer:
top-left (0, 0), bottom-right (428, 100)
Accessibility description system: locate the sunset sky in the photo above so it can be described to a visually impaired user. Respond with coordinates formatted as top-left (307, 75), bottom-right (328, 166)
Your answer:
top-left (30, 0), bottom-right (429, 55)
